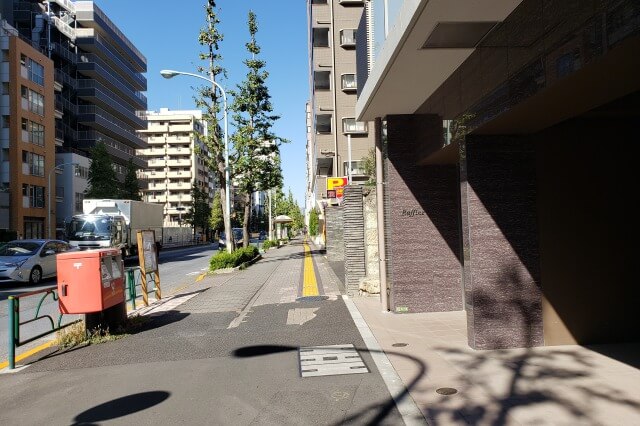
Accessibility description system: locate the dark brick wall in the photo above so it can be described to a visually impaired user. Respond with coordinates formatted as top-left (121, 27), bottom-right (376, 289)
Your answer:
top-left (461, 135), bottom-right (543, 349)
top-left (385, 114), bottom-right (462, 313)
top-left (343, 186), bottom-right (366, 295)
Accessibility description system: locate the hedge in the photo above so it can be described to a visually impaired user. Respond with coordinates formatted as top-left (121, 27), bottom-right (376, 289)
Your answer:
top-left (210, 246), bottom-right (259, 271)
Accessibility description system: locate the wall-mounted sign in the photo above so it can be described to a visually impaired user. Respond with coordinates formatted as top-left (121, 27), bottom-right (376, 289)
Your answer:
top-left (327, 177), bottom-right (348, 191)
top-left (400, 209), bottom-right (426, 217)
top-left (327, 190), bottom-right (336, 198)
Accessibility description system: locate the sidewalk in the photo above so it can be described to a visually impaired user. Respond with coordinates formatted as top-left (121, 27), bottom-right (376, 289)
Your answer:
top-left (351, 295), bottom-right (640, 425)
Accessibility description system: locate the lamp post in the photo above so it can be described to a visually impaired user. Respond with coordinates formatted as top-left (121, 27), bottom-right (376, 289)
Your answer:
top-left (160, 69), bottom-right (232, 253)
top-left (48, 162), bottom-right (79, 239)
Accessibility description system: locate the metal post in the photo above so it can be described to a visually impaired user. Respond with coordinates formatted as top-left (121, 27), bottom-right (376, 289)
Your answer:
top-left (8, 296), bottom-right (16, 369)
top-left (347, 134), bottom-right (353, 184)
top-left (268, 188), bottom-right (273, 241)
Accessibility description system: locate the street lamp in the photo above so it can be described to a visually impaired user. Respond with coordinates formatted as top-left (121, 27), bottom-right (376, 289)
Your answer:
top-left (48, 162), bottom-right (79, 239)
top-left (160, 69), bottom-right (232, 253)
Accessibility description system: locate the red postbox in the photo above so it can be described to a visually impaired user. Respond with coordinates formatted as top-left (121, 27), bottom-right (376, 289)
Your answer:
top-left (57, 248), bottom-right (125, 314)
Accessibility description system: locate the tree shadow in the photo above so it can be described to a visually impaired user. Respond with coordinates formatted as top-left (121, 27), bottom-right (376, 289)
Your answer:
top-left (426, 265), bottom-right (640, 425)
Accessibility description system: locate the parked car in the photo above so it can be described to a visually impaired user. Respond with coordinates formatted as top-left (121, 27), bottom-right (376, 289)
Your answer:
top-left (219, 228), bottom-right (244, 248)
top-left (0, 239), bottom-right (73, 285)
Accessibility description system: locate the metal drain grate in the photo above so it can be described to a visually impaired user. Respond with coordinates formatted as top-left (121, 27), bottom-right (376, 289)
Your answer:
top-left (299, 344), bottom-right (368, 377)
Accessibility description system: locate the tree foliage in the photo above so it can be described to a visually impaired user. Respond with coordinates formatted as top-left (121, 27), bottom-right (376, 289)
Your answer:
top-left (184, 183), bottom-right (211, 235)
top-left (195, 0), bottom-right (232, 250)
top-left (121, 157), bottom-right (142, 200)
top-left (230, 11), bottom-right (285, 246)
top-left (273, 188), bottom-right (304, 232)
top-left (85, 142), bottom-right (118, 198)
top-left (308, 208), bottom-right (319, 237)
top-left (209, 191), bottom-right (223, 233)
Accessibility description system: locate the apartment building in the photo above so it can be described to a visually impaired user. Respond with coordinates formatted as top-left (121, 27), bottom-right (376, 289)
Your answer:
top-left (137, 109), bottom-right (213, 226)
top-left (1, 17), bottom-right (55, 239)
top-left (307, 0), bottom-right (375, 208)
top-left (357, 0), bottom-right (639, 349)
top-left (4, 1), bottom-right (148, 235)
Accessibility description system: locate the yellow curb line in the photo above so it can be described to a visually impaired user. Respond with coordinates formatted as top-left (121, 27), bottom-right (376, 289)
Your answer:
top-left (0, 340), bottom-right (55, 370)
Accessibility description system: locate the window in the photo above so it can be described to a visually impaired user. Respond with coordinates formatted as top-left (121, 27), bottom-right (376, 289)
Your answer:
top-left (21, 86), bottom-right (44, 115)
top-left (22, 184), bottom-right (45, 208)
top-left (341, 74), bottom-right (357, 91)
top-left (343, 160), bottom-right (366, 176)
top-left (22, 151), bottom-right (45, 177)
top-left (316, 114), bottom-right (332, 134)
top-left (314, 71), bottom-right (331, 90)
top-left (313, 28), bottom-right (330, 47)
top-left (75, 192), bottom-right (84, 213)
top-left (28, 58), bottom-right (45, 86)
top-left (29, 121), bottom-right (45, 146)
top-left (342, 118), bottom-right (368, 134)
top-left (340, 29), bottom-right (356, 47)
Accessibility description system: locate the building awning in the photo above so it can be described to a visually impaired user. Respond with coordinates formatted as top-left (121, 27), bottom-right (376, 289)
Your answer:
top-left (356, 0), bottom-right (522, 121)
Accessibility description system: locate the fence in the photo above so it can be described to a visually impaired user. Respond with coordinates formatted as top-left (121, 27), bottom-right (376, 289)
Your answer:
top-left (6, 268), bottom-right (157, 370)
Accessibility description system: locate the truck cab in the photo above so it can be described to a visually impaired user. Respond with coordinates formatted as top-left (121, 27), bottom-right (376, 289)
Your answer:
top-left (66, 214), bottom-right (126, 251)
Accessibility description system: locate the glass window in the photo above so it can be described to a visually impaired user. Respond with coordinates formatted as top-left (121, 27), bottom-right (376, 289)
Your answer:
top-left (314, 71), bottom-right (331, 90)
top-left (28, 58), bottom-right (45, 86)
top-left (316, 114), bottom-right (332, 134)
top-left (340, 29), bottom-right (357, 47)
top-left (341, 74), bottom-right (357, 90)
top-left (313, 28), bottom-right (330, 47)
top-left (342, 118), bottom-right (368, 134)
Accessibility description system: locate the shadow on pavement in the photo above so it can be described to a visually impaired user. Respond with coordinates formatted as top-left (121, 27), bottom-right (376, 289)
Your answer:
top-left (71, 391), bottom-right (170, 425)
top-left (231, 344), bottom-right (427, 426)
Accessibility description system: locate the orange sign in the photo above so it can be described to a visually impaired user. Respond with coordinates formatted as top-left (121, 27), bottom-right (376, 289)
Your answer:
top-left (327, 177), bottom-right (348, 191)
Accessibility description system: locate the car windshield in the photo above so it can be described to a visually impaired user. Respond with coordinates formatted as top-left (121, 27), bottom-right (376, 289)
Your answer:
top-left (0, 241), bottom-right (42, 256)
top-left (67, 217), bottom-right (112, 240)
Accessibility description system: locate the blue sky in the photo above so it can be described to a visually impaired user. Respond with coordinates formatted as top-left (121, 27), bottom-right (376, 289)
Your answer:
top-left (97, 1), bottom-right (309, 207)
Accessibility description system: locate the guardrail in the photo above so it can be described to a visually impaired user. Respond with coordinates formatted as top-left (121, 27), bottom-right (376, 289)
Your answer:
top-left (7, 287), bottom-right (79, 370)
top-left (124, 266), bottom-right (160, 310)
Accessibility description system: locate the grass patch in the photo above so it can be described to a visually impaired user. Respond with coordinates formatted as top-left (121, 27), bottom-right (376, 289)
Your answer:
top-left (55, 315), bottom-right (149, 349)
top-left (209, 246), bottom-right (259, 271)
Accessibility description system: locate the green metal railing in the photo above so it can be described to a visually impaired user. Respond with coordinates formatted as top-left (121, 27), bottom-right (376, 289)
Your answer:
top-left (124, 266), bottom-right (160, 309)
top-left (7, 287), bottom-right (80, 370)
top-left (6, 268), bottom-right (156, 370)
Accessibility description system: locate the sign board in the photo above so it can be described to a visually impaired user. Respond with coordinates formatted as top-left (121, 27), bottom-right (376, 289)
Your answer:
top-left (327, 190), bottom-right (336, 198)
top-left (327, 177), bottom-right (348, 191)
top-left (136, 230), bottom-right (161, 305)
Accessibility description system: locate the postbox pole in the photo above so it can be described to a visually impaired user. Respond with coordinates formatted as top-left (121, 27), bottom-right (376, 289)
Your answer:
top-left (8, 296), bottom-right (16, 369)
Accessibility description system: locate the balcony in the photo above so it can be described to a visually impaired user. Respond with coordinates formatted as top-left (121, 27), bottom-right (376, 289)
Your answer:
top-left (338, 0), bottom-right (364, 4)
top-left (77, 106), bottom-right (147, 149)
top-left (76, 54), bottom-right (147, 102)
top-left (76, 80), bottom-right (146, 129)
top-left (340, 29), bottom-right (356, 48)
top-left (342, 118), bottom-right (368, 135)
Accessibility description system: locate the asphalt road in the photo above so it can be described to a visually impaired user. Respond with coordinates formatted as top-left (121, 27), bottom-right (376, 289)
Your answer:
top-left (0, 244), bottom-right (219, 364)
top-left (0, 241), bottom-right (406, 425)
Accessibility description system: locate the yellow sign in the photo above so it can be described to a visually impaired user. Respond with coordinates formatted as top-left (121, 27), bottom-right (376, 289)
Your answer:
top-left (327, 177), bottom-right (348, 191)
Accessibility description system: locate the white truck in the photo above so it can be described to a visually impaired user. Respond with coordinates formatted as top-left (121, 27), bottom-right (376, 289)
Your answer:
top-left (65, 199), bottom-right (164, 257)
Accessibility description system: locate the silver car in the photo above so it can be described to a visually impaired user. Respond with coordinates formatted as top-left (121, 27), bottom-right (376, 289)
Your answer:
top-left (0, 239), bottom-right (72, 285)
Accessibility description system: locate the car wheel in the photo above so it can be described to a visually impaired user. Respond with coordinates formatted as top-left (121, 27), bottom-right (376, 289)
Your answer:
top-left (29, 266), bottom-right (42, 285)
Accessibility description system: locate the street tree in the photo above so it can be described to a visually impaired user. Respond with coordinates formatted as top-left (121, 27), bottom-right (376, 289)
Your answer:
top-left (121, 157), bottom-right (142, 200)
top-left (230, 11), bottom-right (285, 247)
top-left (85, 141), bottom-right (118, 198)
top-left (209, 190), bottom-right (223, 237)
top-left (194, 0), bottom-right (232, 251)
top-left (184, 183), bottom-right (211, 238)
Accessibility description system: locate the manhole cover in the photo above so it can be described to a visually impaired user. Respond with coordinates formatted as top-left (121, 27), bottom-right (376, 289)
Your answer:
top-left (436, 387), bottom-right (458, 396)
top-left (299, 344), bottom-right (368, 377)
top-left (296, 296), bottom-right (329, 302)
top-left (392, 343), bottom-right (408, 347)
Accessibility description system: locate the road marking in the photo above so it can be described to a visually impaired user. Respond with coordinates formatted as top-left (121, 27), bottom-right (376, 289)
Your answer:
top-left (195, 273), bottom-right (206, 282)
top-left (186, 271), bottom-right (200, 276)
top-left (0, 340), bottom-right (55, 371)
top-left (302, 242), bottom-right (319, 297)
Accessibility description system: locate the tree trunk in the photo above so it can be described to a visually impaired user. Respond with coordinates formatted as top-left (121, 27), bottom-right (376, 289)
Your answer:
top-left (242, 192), bottom-right (251, 248)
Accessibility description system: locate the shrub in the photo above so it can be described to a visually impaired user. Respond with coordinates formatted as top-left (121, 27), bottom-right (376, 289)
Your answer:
top-left (262, 239), bottom-right (278, 250)
top-left (209, 246), bottom-right (259, 271)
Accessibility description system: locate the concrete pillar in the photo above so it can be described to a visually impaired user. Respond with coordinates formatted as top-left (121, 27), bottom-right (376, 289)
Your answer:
top-left (460, 135), bottom-right (543, 349)
top-left (385, 114), bottom-right (462, 313)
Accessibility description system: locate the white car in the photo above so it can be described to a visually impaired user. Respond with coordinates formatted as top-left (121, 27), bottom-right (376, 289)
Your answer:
top-left (0, 239), bottom-right (73, 285)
